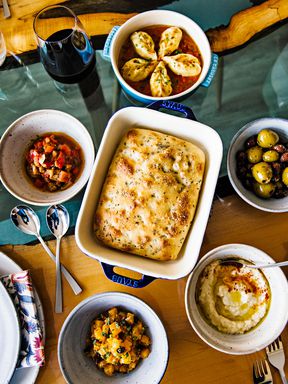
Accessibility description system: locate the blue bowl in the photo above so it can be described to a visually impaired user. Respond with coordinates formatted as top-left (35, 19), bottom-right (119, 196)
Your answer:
top-left (103, 11), bottom-right (218, 104)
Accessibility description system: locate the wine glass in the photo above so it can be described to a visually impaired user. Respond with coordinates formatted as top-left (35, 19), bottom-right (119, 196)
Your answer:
top-left (0, 32), bottom-right (7, 66)
top-left (33, 5), bottom-right (95, 84)
top-left (0, 33), bottom-right (38, 109)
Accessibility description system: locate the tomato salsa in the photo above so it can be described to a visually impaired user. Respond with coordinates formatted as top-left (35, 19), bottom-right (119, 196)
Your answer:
top-left (25, 133), bottom-right (83, 192)
top-left (118, 25), bottom-right (203, 96)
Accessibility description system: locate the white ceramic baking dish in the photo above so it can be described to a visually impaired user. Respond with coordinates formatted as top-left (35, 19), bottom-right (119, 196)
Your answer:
top-left (75, 101), bottom-right (223, 287)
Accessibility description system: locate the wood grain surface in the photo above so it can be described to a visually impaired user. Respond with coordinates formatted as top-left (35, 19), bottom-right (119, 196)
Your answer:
top-left (206, 0), bottom-right (288, 53)
top-left (1, 0), bottom-right (288, 58)
top-left (1, 194), bottom-right (288, 383)
top-left (1, 0), bottom-right (137, 55)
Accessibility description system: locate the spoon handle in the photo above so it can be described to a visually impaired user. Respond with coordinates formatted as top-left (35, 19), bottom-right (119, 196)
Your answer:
top-left (37, 236), bottom-right (82, 295)
top-left (55, 238), bottom-right (63, 313)
top-left (251, 260), bottom-right (288, 269)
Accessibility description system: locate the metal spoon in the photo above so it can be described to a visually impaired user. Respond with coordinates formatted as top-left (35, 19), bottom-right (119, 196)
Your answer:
top-left (10, 205), bottom-right (82, 295)
top-left (220, 258), bottom-right (288, 269)
top-left (46, 205), bottom-right (69, 313)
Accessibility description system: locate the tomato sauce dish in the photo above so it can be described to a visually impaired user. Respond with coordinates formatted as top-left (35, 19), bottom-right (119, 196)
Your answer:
top-left (0, 110), bottom-right (95, 206)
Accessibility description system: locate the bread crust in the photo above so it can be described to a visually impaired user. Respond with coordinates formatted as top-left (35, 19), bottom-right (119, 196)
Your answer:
top-left (95, 128), bottom-right (205, 261)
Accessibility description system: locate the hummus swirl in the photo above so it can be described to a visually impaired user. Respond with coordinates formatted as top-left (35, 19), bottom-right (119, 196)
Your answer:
top-left (196, 259), bottom-right (271, 334)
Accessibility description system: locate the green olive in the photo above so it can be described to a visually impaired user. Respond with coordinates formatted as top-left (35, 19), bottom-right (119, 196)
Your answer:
top-left (252, 162), bottom-right (273, 184)
top-left (257, 129), bottom-right (279, 148)
top-left (262, 150), bottom-right (279, 162)
top-left (246, 146), bottom-right (263, 163)
top-left (253, 182), bottom-right (276, 199)
top-left (282, 167), bottom-right (288, 186)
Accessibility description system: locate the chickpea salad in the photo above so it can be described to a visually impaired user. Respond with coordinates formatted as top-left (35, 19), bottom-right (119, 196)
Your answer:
top-left (86, 307), bottom-right (151, 376)
top-left (236, 129), bottom-right (288, 199)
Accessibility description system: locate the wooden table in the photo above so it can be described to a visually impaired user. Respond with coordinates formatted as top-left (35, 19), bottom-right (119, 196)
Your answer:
top-left (1, 194), bottom-right (288, 383)
top-left (1, 1), bottom-right (288, 383)
top-left (1, 0), bottom-right (288, 57)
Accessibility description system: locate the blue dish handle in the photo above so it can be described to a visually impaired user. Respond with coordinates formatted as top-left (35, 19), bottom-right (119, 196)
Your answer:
top-left (102, 26), bottom-right (120, 61)
top-left (147, 100), bottom-right (196, 120)
top-left (101, 263), bottom-right (156, 288)
top-left (201, 53), bottom-right (218, 88)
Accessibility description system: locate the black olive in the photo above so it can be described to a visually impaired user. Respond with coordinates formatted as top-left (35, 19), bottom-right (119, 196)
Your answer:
top-left (236, 150), bottom-right (247, 163)
top-left (117, 347), bottom-right (125, 354)
top-left (237, 166), bottom-right (248, 178)
top-left (245, 135), bottom-right (257, 149)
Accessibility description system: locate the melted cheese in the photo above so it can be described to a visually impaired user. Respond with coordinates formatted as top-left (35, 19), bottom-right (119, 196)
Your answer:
top-left (95, 128), bottom-right (205, 261)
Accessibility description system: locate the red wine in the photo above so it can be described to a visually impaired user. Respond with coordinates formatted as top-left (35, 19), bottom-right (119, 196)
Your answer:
top-left (40, 28), bottom-right (95, 84)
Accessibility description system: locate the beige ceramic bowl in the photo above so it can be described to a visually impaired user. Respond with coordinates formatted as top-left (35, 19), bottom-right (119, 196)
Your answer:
top-left (185, 244), bottom-right (288, 355)
top-left (58, 292), bottom-right (169, 383)
top-left (227, 117), bottom-right (288, 212)
top-left (0, 110), bottom-right (95, 206)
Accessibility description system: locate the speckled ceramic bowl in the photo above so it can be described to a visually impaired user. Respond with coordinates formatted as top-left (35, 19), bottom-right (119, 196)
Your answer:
top-left (0, 110), bottom-right (95, 206)
top-left (185, 244), bottom-right (288, 355)
top-left (58, 292), bottom-right (169, 383)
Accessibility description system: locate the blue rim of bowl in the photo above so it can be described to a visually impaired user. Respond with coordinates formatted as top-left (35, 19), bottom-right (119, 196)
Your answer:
top-left (58, 291), bottom-right (170, 384)
top-left (110, 9), bottom-right (212, 103)
top-left (227, 117), bottom-right (288, 213)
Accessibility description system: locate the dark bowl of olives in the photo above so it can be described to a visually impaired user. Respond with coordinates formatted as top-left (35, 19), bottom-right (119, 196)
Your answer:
top-left (227, 118), bottom-right (288, 212)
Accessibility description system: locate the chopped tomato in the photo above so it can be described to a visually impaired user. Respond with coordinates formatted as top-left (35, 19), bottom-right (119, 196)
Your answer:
top-left (58, 170), bottom-right (71, 183)
top-left (59, 144), bottom-right (72, 156)
top-left (25, 133), bottom-right (83, 192)
top-left (55, 151), bottom-right (65, 169)
top-left (43, 160), bottom-right (54, 168)
top-left (44, 144), bottom-right (55, 153)
top-left (26, 149), bottom-right (36, 163)
top-left (72, 167), bottom-right (79, 175)
top-left (34, 140), bottom-right (43, 151)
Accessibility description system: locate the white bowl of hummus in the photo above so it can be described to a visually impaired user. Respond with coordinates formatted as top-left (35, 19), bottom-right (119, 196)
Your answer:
top-left (185, 244), bottom-right (288, 354)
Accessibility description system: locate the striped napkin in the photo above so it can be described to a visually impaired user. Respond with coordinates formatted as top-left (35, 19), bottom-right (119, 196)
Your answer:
top-left (1, 270), bottom-right (45, 368)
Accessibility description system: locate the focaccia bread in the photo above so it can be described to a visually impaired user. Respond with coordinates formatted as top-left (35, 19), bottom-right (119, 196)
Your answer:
top-left (94, 128), bottom-right (205, 261)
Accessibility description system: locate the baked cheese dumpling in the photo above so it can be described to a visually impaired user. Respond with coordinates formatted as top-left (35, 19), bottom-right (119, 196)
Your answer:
top-left (95, 128), bottom-right (205, 261)
top-left (121, 58), bottom-right (157, 82)
top-left (162, 54), bottom-right (202, 77)
top-left (158, 27), bottom-right (182, 58)
top-left (130, 31), bottom-right (157, 60)
top-left (150, 62), bottom-right (172, 97)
